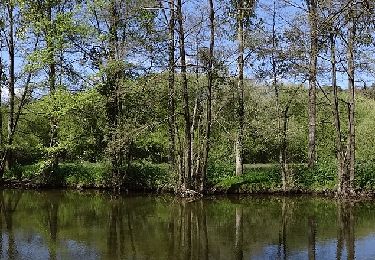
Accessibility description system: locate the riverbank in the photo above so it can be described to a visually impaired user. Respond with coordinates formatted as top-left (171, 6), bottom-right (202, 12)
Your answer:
top-left (2, 161), bottom-right (375, 197)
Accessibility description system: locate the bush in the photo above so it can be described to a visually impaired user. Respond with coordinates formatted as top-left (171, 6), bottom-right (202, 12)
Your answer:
top-left (292, 161), bottom-right (336, 190)
top-left (125, 160), bottom-right (174, 191)
top-left (355, 161), bottom-right (375, 190)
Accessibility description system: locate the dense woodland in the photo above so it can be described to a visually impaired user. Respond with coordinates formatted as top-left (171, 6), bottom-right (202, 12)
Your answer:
top-left (0, 0), bottom-right (374, 195)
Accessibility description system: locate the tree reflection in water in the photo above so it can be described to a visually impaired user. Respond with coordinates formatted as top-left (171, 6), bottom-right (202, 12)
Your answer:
top-left (0, 190), bottom-right (22, 260)
top-left (336, 201), bottom-right (355, 260)
top-left (43, 193), bottom-right (60, 260)
top-left (0, 191), bottom-right (366, 259)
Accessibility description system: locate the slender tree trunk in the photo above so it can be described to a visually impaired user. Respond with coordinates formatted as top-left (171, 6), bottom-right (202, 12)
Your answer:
top-left (271, 1), bottom-right (288, 191)
top-left (331, 31), bottom-right (348, 195)
top-left (201, 0), bottom-right (215, 192)
top-left (280, 108), bottom-right (289, 191)
top-left (106, 0), bottom-right (122, 186)
top-left (0, 10), bottom-right (36, 179)
top-left (347, 9), bottom-right (356, 193)
top-left (6, 2), bottom-right (15, 170)
top-left (167, 0), bottom-right (177, 179)
top-left (176, 0), bottom-right (192, 190)
top-left (46, 3), bottom-right (59, 173)
top-left (0, 54), bottom-right (3, 148)
top-left (235, 2), bottom-right (245, 176)
top-left (306, 0), bottom-right (318, 169)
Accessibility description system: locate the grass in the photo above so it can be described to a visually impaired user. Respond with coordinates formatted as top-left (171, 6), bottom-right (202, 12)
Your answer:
top-left (5, 160), bottom-right (375, 194)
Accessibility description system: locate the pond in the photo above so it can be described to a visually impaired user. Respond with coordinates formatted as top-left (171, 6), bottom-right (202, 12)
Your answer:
top-left (0, 189), bottom-right (373, 259)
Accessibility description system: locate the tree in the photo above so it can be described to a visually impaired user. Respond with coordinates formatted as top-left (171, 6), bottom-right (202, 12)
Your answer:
top-left (16, 0), bottom-right (83, 175)
top-left (200, 0), bottom-right (215, 192)
top-left (0, 0), bottom-right (37, 178)
top-left (235, 0), bottom-right (257, 176)
top-left (176, 0), bottom-right (192, 190)
top-left (306, 0), bottom-right (318, 169)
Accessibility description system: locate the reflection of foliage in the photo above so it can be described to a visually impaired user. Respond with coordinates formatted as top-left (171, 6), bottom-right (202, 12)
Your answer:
top-left (0, 190), bottom-right (370, 259)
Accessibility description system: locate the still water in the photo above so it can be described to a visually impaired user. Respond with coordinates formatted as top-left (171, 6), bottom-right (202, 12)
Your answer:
top-left (0, 189), bottom-right (373, 259)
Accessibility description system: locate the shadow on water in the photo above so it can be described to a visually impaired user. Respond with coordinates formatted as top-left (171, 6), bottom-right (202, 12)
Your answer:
top-left (107, 195), bottom-right (126, 260)
top-left (42, 192), bottom-right (60, 260)
top-left (336, 201), bottom-right (355, 260)
top-left (0, 189), bottom-right (23, 260)
top-left (0, 190), bottom-right (367, 259)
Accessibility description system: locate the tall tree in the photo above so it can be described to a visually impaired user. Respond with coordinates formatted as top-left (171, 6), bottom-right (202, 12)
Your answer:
top-left (200, 0), bottom-right (215, 192)
top-left (346, 1), bottom-right (356, 193)
top-left (176, 0), bottom-right (192, 190)
top-left (0, 0), bottom-right (36, 178)
top-left (234, 0), bottom-right (256, 176)
top-left (167, 0), bottom-right (177, 181)
top-left (5, 0), bottom-right (15, 170)
top-left (235, 0), bottom-right (245, 176)
top-left (306, 0), bottom-right (318, 168)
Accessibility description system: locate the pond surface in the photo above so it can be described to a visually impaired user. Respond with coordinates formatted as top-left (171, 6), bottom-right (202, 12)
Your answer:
top-left (0, 189), bottom-right (374, 259)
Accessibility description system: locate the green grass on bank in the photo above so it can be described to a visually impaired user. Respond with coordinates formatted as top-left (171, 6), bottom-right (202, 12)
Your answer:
top-left (4, 160), bottom-right (174, 191)
top-left (4, 160), bottom-right (375, 193)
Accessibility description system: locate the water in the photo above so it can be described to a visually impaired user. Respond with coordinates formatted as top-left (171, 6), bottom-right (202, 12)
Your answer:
top-left (0, 189), bottom-right (373, 259)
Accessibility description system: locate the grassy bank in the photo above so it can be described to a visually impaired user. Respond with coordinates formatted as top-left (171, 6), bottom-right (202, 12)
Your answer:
top-left (3, 160), bottom-right (175, 191)
top-left (3, 160), bottom-right (375, 194)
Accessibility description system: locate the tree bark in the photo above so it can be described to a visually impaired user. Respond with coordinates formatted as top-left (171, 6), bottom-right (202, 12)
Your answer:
top-left (200, 0), bottom-right (215, 192)
top-left (106, 0), bottom-right (122, 186)
top-left (331, 30), bottom-right (347, 194)
top-left (271, 1), bottom-right (288, 191)
top-left (347, 8), bottom-right (356, 192)
top-left (176, 0), bottom-right (192, 189)
top-left (306, 0), bottom-right (318, 169)
top-left (46, 2), bottom-right (59, 173)
top-left (167, 0), bottom-right (177, 177)
top-left (0, 52), bottom-right (3, 148)
top-left (280, 107), bottom-right (289, 191)
top-left (235, 2), bottom-right (245, 176)
top-left (6, 1), bottom-right (15, 170)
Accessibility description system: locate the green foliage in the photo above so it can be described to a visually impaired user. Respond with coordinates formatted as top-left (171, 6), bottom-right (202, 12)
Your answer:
top-left (355, 161), bottom-right (375, 190)
top-left (292, 162), bottom-right (337, 191)
top-left (5, 161), bottom-right (111, 187)
top-left (212, 163), bottom-right (281, 192)
top-left (58, 162), bottom-right (111, 187)
top-left (20, 89), bottom-right (105, 162)
top-left (125, 161), bottom-right (173, 191)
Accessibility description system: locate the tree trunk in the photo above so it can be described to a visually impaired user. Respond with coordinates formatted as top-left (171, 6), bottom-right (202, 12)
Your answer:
top-left (280, 108), bottom-right (289, 191)
top-left (177, 0), bottom-right (192, 189)
top-left (271, 1), bottom-right (288, 191)
top-left (6, 2), bottom-right (15, 170)
top-left (0, 53), bottom-right (3, 149)
top-left (306, 0), bottom-right (318, 169)
top-left (331, 31), bottom-right (345, 194)
top-left (167, 0), bottom-right (177, 177)
top-left (347, 9), bottom-right (356, 193)
top-left (200, 0), bottom-right (215, 192)
top-left (235, 2), bottom-right (245, 176)
top-left (107, 0), bottom-right (122, 186)
top-left (331, 30), bottom-right (349, 195)
top-left (46, 3), bottom-right (59, 173)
